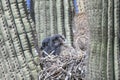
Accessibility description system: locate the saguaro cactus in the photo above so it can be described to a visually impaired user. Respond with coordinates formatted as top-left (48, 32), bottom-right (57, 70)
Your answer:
top-left (35, 0), bottom-right (74, 46)
top-left (84, 0), bottom-right (120, 80)
top-left (0, 0), bottom-right (40, 80)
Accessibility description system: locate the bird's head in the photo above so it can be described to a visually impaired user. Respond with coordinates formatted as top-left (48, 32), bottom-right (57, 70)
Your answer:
top-left (51, 34), bottom-right (65, 46)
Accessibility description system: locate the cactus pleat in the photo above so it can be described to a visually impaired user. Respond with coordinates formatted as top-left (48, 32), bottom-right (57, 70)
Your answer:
top-left (49, 0), bottom-right (56, 35)
top-left (99, 0), bottom-right (108, 79)
top-left (34, 0), bottom-right (40, 47)
top-left (56, 0), bottom-right (63, 35)
top-left (107, 0), bottom-right (114, 79)
top-left (45, 0), bottom-right (50, 36)
top-left (38, 1), bottom-right (46, 46)
top-left (113, 0), bottom-right (120, 79)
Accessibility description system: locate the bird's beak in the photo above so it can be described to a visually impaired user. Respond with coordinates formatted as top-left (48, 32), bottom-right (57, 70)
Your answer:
top-left (40, 46), bottom-right (44, 50)
top-left (59, 37), bottom-right (66, 45)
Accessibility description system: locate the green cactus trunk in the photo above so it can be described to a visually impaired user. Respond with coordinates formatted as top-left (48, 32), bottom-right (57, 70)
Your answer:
top-left (35, 0), bottom-right (74, 46)
top-left (85, 0), bottom-right (120, 80)
top-left (0, 0), bottom-right (40, 80)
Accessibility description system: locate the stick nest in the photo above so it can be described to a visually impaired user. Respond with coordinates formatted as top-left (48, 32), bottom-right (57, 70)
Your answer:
top-left (39, 47), bottom-right (86, 80)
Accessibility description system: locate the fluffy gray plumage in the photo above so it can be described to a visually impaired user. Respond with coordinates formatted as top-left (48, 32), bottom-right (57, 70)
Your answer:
top-left (40, 34), bottom-right (65, 57)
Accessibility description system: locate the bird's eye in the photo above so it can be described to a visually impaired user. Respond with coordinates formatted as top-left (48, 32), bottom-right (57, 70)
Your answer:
top-left (40, 46), bottom-right (44, 50)
top-left (54, 37), bottom-right (58, 40)
top-left (45, 42), bottom-right (48, 46)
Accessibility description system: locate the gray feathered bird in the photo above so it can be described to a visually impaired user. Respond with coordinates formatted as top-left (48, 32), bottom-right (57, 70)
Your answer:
top-left (40, 34), bottom-right (65, 57)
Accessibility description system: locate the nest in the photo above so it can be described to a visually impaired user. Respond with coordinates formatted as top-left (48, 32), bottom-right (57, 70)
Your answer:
top-left (39, 45), bottom-right (86, 80)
